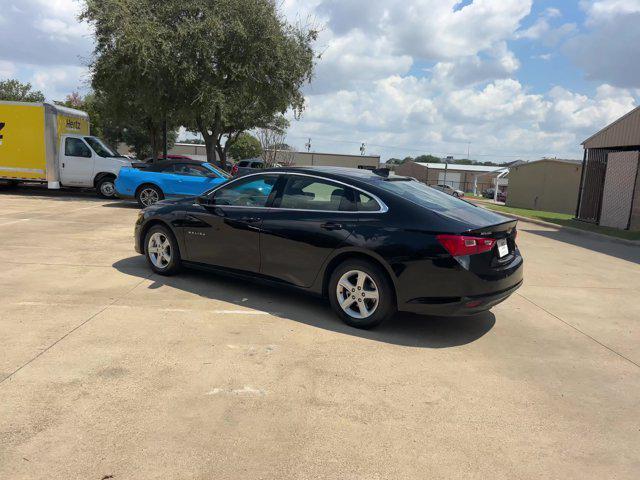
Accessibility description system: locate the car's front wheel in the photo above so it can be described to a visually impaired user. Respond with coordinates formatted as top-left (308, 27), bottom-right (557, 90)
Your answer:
top-left (137, 184), bottom-right (163, 208)
top-left (328, 259), bottom-right (396, 329)
top-left (144, 225), bottom-right (181, 275)
top-left (96, 176), bottom-right (116, 198)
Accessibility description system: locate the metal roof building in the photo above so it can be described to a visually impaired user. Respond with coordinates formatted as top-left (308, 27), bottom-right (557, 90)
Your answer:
top-left (394, 161), bottom-right (505, 194)
top-left (507, 159), bottom-right (583, 214)
top-left (576, 106), bottom-right (640, 230)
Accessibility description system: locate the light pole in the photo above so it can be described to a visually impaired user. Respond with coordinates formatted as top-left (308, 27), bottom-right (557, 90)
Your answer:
top-left (305, 138), bottom-right (311, 152)
top-left (360, 143), bottom-right (366, 156)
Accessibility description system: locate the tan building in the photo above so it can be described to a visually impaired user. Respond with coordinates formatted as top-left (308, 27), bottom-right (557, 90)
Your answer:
top-left (506, 159), bottom-right (582, 214)
top-left (394, 161), bottom-right (504, 193)
top-left (577, 105), bottom-right (640, 230)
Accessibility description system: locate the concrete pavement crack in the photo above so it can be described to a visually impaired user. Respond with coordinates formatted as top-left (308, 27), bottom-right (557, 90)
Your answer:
top-left (0, 273), bottom-right (153, 387)
top-left (516, 292), bottom-right (640, 369)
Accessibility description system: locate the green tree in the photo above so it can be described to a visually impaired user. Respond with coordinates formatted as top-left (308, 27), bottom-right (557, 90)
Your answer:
top-left (228, 133), bottom-right (262, 160)
top-left (0, 79), bottom-right (45, 102)
top-left (415, 154), bottom-right (441, 163)
top-left (176, 0), bottom-right (316, 167)
top-left (82, 0), bottom-right (184, 161)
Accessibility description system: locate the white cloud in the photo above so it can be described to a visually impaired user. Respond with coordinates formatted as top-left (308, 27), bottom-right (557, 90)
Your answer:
top-left (0, 0), bottom-right (91, 67)
top-left (582, 0), bottom-right (640, 22)
top-left (565, 2), bottom-right (640, 88)
top-left (515, 6), bottom-right (576, 46)
top-left (30, 65), bottom-right (90, 101)
top-left (288, 74), bottom-right (637, 161)
top-left (0, 60), bottom-right (16, 78)
top-left (431, 42), bottom-right (520, 87)
top-left (308, 30), bottom-right (412, 94)
top-left (544, 7), bottom-right (562, 18)
top-left (386, 0), bottom-right (532, 60)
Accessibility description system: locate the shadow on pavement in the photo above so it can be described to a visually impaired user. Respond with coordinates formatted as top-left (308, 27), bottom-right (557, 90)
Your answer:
top-left (0, 184), bottom-right (140, 209)
top-left (523, 226), bottom-right (640, 265)
top-left (101, 201), bottom-right (140, 209)
top-left (0, 183), bottom-right (99, 200)
top-left (113, 255), bottom-right (495, 349)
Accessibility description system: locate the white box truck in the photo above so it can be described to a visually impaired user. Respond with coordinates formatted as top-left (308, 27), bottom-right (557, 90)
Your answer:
top-left (0, 101), bottom-right (131, 197)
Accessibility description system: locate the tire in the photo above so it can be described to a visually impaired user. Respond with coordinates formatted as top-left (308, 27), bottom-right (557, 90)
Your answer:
top-left (452, 192), bottom-right (459, 198)
top-left (96, 176), bottom-right (116, 198)
top-left (136, 184), bottom-right (164, 208)
top-left (144, 225), bottom-right (181, 275)
top-left (328, 259), bottom-right (396, 329)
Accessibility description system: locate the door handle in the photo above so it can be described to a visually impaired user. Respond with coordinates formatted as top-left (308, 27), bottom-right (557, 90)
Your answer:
top-left (239, 216), bottom-right (261, 224)
top-left (321, 222), bottom-right (343, 231)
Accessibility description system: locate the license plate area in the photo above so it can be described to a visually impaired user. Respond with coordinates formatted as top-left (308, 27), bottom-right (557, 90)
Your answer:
top-left (497, 238), bottom-right (509, 258)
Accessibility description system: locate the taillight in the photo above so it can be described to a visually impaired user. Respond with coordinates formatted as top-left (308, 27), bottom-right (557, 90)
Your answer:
top-left (436, 234), bottom-right (496, 257)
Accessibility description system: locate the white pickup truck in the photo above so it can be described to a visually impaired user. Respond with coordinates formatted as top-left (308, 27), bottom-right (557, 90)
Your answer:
top-left (0, 101), bottom-right (131, 197)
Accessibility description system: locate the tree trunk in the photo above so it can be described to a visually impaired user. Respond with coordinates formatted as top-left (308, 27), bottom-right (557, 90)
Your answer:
top-left (203, 134), bottom-right (216, 164)
top-left (215, 142), bottom-right (226, 169)
top-left (196, 113), bottom-right (220, 165)
top-left (162, 115), bottom-right (168, 160)
top-left (149, 122), bottom-right (158, 163)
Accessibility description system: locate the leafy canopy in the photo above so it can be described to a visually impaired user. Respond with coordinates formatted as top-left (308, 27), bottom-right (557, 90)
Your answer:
top-left (0, 79), bottom-right (45, 102)
top-left (228, 133), bottom-right (262, 161)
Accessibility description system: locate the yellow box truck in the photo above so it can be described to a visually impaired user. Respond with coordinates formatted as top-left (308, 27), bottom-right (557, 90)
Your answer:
top-left (0, 101), bottom-right (131, 197)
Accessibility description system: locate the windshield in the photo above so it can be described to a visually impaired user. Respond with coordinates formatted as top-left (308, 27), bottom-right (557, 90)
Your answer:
top-left (84, 136), bottom-right (118, 158)
top-left (375, 178), bottom-right (506, 226)
top-left (204, 162), bottom-right (231, 179)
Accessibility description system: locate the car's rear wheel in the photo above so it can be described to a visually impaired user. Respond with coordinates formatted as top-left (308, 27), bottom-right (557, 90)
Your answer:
top-left (328, 259), bottom-right (396, 329)
top-left (144, 225), bottom-right (181, 275)
top-left (137, 185), bottom-right (163, 208)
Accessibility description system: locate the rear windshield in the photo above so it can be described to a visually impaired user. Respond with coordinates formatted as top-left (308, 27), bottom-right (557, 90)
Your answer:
top-left (375, 179), bottom-right (506, 225)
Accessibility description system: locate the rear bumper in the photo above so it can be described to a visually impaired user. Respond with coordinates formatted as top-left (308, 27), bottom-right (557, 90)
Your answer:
top-left (400, 279), bottom-right (523, 316)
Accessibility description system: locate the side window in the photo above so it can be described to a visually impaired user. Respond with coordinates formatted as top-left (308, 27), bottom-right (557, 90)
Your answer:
top-left (213, 174), bottom-right (278, 207)
top-left (174, 163), bottom-right (209, 176)
top-left (355, 191), bottom-right (381, 212)
top-left (156, 163), bottom-right (175, 173)
top-left (238, 161), bottom-right (249, 167)
top-left (65, 138), bottom-right (91, 158)
top-left (277, 176), bottom-right (352, 211)
top-left (251, 162), bottom-right (264, 169)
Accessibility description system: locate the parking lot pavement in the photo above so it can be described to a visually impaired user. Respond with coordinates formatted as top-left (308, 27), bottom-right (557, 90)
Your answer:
top-left (1, 187), bottom-right (639, 479)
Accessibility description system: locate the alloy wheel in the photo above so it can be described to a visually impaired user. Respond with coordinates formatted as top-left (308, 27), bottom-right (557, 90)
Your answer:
top-left (140, 188), bottom-right (159, 207)
top-left (147, 232), bottom-right (171, 269)
top-left (336, 269), bottom-right (379, 319)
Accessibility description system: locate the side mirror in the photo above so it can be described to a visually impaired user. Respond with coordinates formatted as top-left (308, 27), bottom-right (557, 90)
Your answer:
top-left (196, 195), bottom-right (214, 206)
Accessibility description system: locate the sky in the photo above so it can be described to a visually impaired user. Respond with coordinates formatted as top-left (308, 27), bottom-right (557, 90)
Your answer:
top-left (1, 0), bottom-right (639, 163)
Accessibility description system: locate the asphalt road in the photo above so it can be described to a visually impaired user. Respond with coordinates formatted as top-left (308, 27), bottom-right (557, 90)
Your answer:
top-left (1, 185), bottom-right (639, 479)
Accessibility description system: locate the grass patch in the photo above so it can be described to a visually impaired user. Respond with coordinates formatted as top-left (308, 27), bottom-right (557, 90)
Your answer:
top-left (480, 204), bottom-right (640, 241)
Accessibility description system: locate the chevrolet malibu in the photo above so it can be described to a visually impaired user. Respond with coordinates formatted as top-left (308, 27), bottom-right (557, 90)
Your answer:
top-left (133, 167), bottom-right (523, 329)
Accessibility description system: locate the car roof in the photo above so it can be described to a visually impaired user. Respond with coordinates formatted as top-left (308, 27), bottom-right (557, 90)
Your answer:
top-left (257, 166), bottom-right (415, 187)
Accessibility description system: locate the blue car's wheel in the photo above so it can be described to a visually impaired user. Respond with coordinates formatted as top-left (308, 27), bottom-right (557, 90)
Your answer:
top-left (136, 184), bottom-right (164, 208)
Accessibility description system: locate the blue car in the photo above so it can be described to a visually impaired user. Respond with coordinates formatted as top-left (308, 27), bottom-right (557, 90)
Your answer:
top-left (115, 159), bottom-right (229, 207)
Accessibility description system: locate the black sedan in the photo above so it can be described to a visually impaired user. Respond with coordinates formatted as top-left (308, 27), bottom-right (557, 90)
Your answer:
top-left (134, 167), bottom-right (523, 329)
